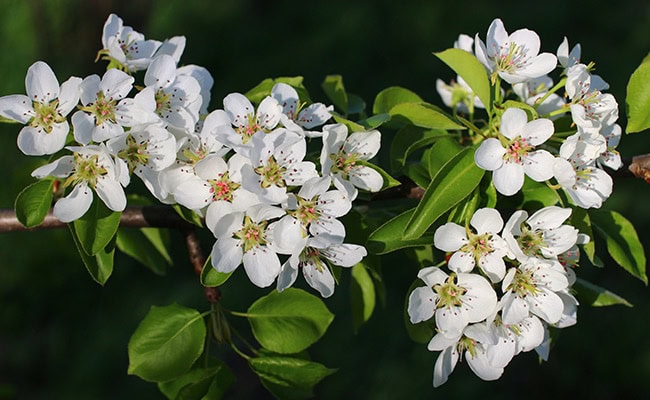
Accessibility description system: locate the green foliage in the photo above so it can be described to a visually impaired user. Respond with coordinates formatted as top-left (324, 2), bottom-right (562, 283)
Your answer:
top-left (200, 257), bottom-right (233, 287)
top-left (350, 262), bottom-right (376, 332)
top-left (573, 278), bottom-right (633, 307)
top-left (128, 304), bottom-right (207, 383)
top-left (388, 102), bottom-right (465, 130)
top-left (321, 75), bottom-right (349, 116)
top-left (625, 52), bottom-right (650, 133)
top-left (389, 126), bottom-right (448, 172)
top-left (157, 358), bottom-right (235, 400)
top-left (403, 147), bottom-right (484, 240)
top-left (14, 178), bottom-right (54, 227)
top-left (69, 223), bottom-right (116, 285)
top-left (244, 288), bottom-right (334, 354)
top-left (249, 356), bottom-right (336, 400)
top-left (116, 227), bottom-right (172, 275)
top-left (590, 210), bottom-right (647, 284)
top-left (434, 48), bottom-right (492, 113)
top-left (367, 209), bottom-right (435, 255)
top-left (73, 199), bottom-right (121, 256)
top-left (245, 76), bottom-right (310, 104)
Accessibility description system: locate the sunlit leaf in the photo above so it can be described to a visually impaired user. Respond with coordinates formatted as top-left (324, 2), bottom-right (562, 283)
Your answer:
top-left (249, 356), bottom-right (336, 400)
top-left (367, 208), bottom-right (435, 255)
top-left (573, 278), bottom-right (633, 307)
top-left (350, 263), bottom-right (376, 332)
top-left (14, 178), bottom-right (54, 227)
top-left (435, 48), bottom-right (492, 113)
top-left (625, 52), bottom-right (650, 133)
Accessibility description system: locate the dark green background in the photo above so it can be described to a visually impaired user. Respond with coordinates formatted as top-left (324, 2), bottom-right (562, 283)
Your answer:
top-left (1, 0), bottom-right (650, 398)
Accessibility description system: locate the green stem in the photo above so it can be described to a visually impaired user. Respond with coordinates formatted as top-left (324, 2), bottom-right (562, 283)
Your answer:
top-left (535, 77), bottom-right (567, 106)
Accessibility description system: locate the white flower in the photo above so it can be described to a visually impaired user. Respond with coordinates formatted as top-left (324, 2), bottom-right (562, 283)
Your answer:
top-left (408, 266), bottom-right (497, 337)
top-left (144, 55), bottom-right (203, 133)
top-left (512, 76), bottom-right (565, 118)
top-left (0, 61), bottom-right (81, 155)
top-left (31, 145), bottom-right (126, 222)
top-left (436, 76), bottom-right (486, 114)
top-left (475, 18), bottom-right (557, 84)
top-left (503, 206), bottom-right (579, 262)
top-left (474, 108), bottom-right (555, 196)
top-left (500, 258), bottom-right (569, 325)
top-left (209, 204), bottom-right (298, 288)
top-left (240, 130), bottom-right (318, 204)
top-left (565, 63), bottom-right (617, 129)
top-left (433, 208), bottom-right (511, 282)
top-left (216, 93), bottom-right (283, 153)
top-left (177, 64), bottom-right (214, 115)
top-left (277, 236), bottom-right (367, 298)
top-left (100, 13), bottom-right (161, 72)
top-left (320, 123), bottom-right (383, 200)
top-left (271, 83), bottom-right (332, 136)
top-left (72, 68), bottom-right (135, 144)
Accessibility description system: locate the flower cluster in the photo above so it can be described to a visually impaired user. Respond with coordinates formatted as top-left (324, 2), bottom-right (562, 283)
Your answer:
top-left (408, 206), bottom-right (582, 386)
top-left (0, 14), bottom-right (383, 297)
top-left (437, 18), bottom-right (621, 208)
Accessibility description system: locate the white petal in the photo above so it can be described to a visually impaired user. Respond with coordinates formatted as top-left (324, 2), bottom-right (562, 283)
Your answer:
top-left (433, 347), bottom-right (459, 388)
top-left (470, 208), bottom-right (503, 234)
top-left (474, 138), bottom-right (505, 171)
top-left (303, 261), bottom-right (335, 298)
top-left (526, 206), bottom-right (571, 230)
top-left (243, 247), bottom-right (281, 288)
top-left (95, 176), bottom-right (126, 212)
top-left (71, 111), bottom-right (95, 145)
top-left (501, 292), bottom-right (529, 325)
top-left (458, 273), bottom-right (497, 322)
top-left (466, 349), bottom-right (504, 381)
top-left (436, 306), bottom-right (469, 337)
top-left (407, 286), bottom-right (436, 323)
top-left (223, 92), bottom-right (254, 127)
top-left (478, 252), bottom-right (506, 283)
top-left (529, 288), bottom-right (564, 324)
top-left (322, 243), bottom-right (367, 267)
top-left (433, 223), bottom-right (467, 252)
top-left (448, 251), bottom-right (475, 273)
top-left (521, 118), bottom-right (554, 145)
top-left (26, 61), bottom-right (59, 103)
top-left (522, 150), bottom-right (555, 182)
top-left (144, 55), bottom-right (177, 89)
top-left (53, 183), bottom-right (93, 222)
top-left (277, 259), bottom-right (298, 293)
top-left (256, 96), bottom-right (282, 130)
top-left (31, 155), bottom-right (74, 178)
top-left (344, 130), bottom-right (381, 160)
top-left (212, 237), bottom-right (243, 273)
top-left (492, 162), bottom-right (524, 196)
top-left (18, 122), bottom-right (69, 156)
top-left (500, 108), bottom-right (527, 140)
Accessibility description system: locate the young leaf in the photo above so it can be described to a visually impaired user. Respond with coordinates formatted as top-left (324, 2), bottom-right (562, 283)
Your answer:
top-left (625, 52), bottom-right (650, 133)
top-left (357, 113), bottom-right (391, 130)
top-left (322, 75), bottom-right (348, 115)
top-left (245, 288), bottom-right (334, 354)
top-left (128, 304), bottom-right (207, 382)
top-left (249, 356), bottom-right (336, 400)
top-left (14, 178), bottom-right (54, 227)
top-left (389, 102), bottom-right (465, 130)
top-left (116, 228), bottom-right (171, 276)
top-left (157, 358), bottom-right (235, 400)
top-left (172, 204), bottom-right (204, 227)
top-left (73, 199), bottom-right (122, 256)
top-left (425, 136), bottom-right (463, 177)
top-left (573, 278), bottom-right (633, 307)
top-left (69, 223), bottom-right (116, 285)
top-left (350, 263), bottom-right (376, 333)
top-left (435, 48), bottom-right (492, 114)
top-left (347, 93), bottom-right (366, 115)
top-left (201, 258), bottom-right (233, 287)
top-left (403, 147), bottom-right (484, 240)
top-left (389, 125), bottom-right (448, 171)
top-left (590, 210), bottom-right (647, 284)
top-left (373, 86), bottom-right (423, 115)
top-left (331, 113), bottom-right (367, 133)
top-left (367, 208), bottom-right (435, 255)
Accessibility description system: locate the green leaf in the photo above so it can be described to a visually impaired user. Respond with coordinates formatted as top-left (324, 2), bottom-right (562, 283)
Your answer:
top-left (157, 358), bottom-right (235, 400)
top-left (425, 136), bottom-right (463, 177)
top-left (249, 356), bottom-right (336, 400)
top-left (350, 263), bottom-right (376, 332)
top-left (367, 208), bottom-right (435, 255)
top-left (435, 48), bottom-right (492, 114)
top-left (128, 304), bottom-right (206, 382)
top-left (331, 113), bottom-right (367, 133)
top-left (14, 178), bottom-right (54, 227)
top-left (573, 278), bottom-right (633, 307)
top-left (73, 199), bottom-right (122, 256)
top-left (347, 93), bottom-right (366, 115)
top-left (116, 228), bottom-right (172, 276)
top-left (321, 75), bottom-right (348, 115)
top-left (389, 102), bottom-right (465, 130)
top-left (403, 147), bottom-right (484, 240)
top-left (172, 204), bottom-right (204, 227)
top-left (373, 86), bottom-right (423, 115)
top-left (200, 257), bottom-right (233, 287)
top-left (357, 113), bottom-right (391, 129)
top-left (590, 210), bottom-right (647, 284)
top-left (389, 126), bottom-right (448, 171)
top-left (625, 52), bottom-right (650, 133)
top-left (69, 223), bottom-right (116, 285)
top-left (245, 288), bottom-right (334, 354)
top-left (404, 164), bottom-right (430, 189)
top-left (518, 179), bottom-right (560, 209)
top-left (570, 208), bottom-right (599, 267)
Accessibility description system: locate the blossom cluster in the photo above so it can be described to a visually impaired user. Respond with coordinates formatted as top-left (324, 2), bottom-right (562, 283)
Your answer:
top-left (0, 14), bottom-right (384, 297)
top-left (408, 206), bottom-right (583, 386)
top-left (437, 18), bottom-right (621, 208)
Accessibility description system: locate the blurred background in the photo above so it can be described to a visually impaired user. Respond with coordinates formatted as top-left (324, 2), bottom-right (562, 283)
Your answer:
top-left (1, 0), bottom-right (650, 398)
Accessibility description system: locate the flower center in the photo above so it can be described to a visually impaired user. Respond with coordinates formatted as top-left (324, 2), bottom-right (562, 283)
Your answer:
top-left (300, 247), bottom-right (327, 273)
top-left (30, 99), bottom-right (66, 133)
top-left (496, 42), bottom-right (528, 73)
top-left (433, 273), bottom-right (468, 308)
top-left (329, 148), bottom-right (359, 178)
top-left (254, 156), bottom-right (287, 188)
top-left (234, 216), bottom-right (267, 253)
top-left (290, 195), bottom-right (321, 226)
top-left (236, 113), bottom-right (264, 144)
top-left (516, 224), bottom-right (545, 258)
top-left (78, 91), bottom-right (118, 126)
top-left (506, 268), bottom-right (540, 297)
top-left (117, 134), bottom-right (150, 173)
top-left (460, 231), bottom-right (495, 261)
top-left (64, 152), bottom-right (109, 189)
top-left (207, 172), bottom-right (240, 202)
top-left (503, 136), bottom-right (532, 164)
top-left (155, 89), bottom-right (172, 116)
